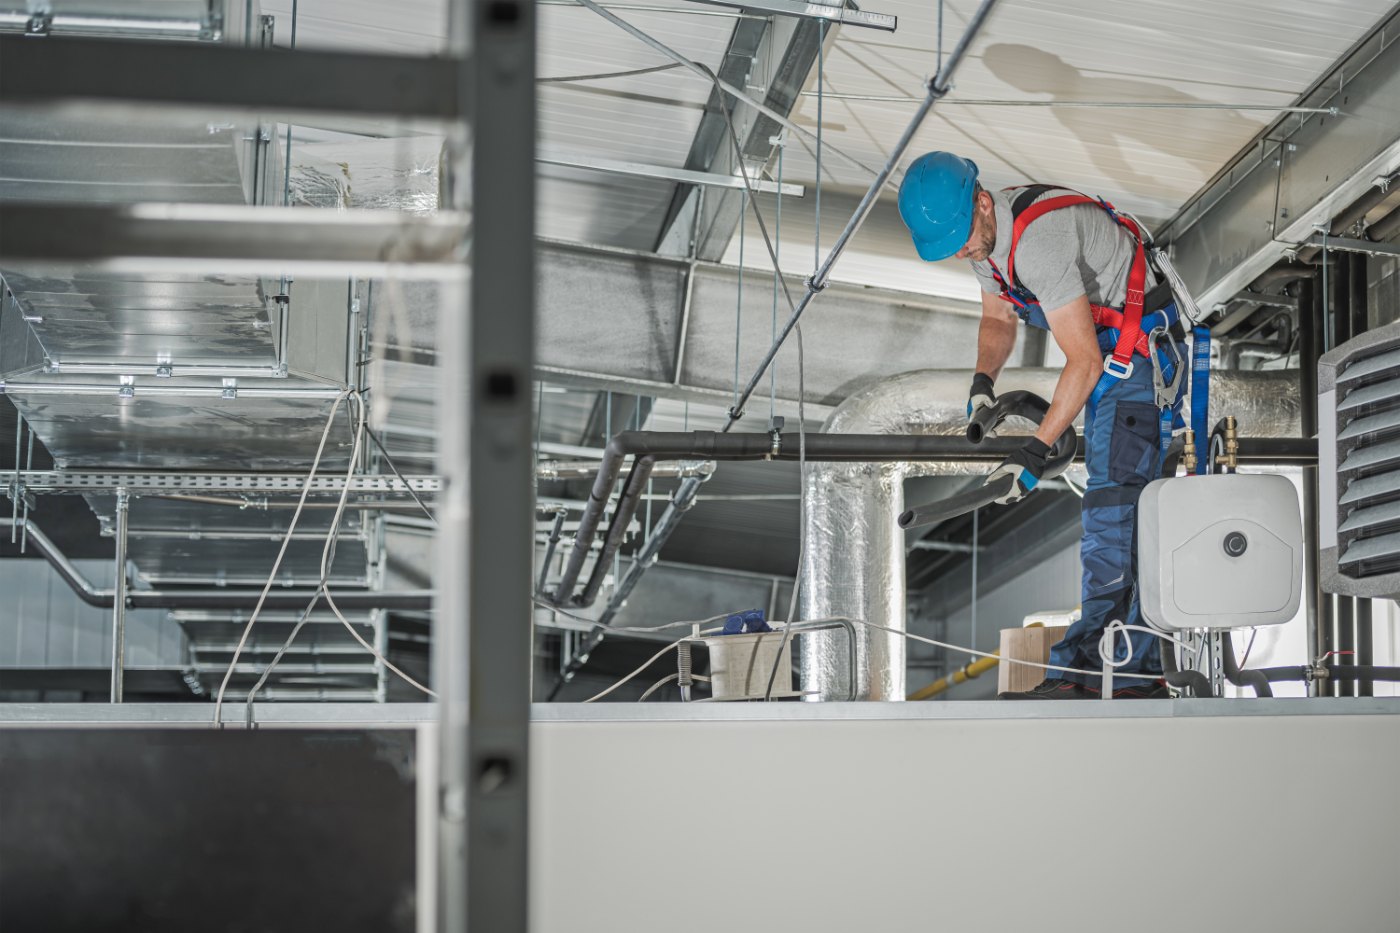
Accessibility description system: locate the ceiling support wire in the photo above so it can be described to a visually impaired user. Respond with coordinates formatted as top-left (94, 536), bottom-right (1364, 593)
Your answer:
top-left (735, 185), bottom-right (745, 408)
top-left (796, 94), bottom-right (1340, 112)
top-left (10, 414), bottom-right (20, 544)
top-left (572, 0), bottom-right (885, 182)
top-left (770, 135), bottom-right (783, 421)
top-left (936, 0), bottom-right (943, 78)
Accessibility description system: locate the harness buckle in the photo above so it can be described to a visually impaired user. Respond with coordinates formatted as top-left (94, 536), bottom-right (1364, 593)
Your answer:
top-left (1148, 326), bottom-right (1186, 410)
top-left (1102, 356), bottom-right (1133, 379)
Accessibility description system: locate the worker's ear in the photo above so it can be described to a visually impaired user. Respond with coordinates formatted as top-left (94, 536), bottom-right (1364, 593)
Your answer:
top-left (976, 190), bottom-right (994, 215)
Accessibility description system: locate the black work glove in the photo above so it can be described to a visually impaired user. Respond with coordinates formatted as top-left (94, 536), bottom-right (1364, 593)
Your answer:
top-left (966, 372), bottom-right (996, 429)
top-left (986, 437), bottom-right (1051, 504)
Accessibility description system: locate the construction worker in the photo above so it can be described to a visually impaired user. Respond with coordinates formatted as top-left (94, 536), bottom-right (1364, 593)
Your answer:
top-left (898, 151), bottom-right (1184, 699)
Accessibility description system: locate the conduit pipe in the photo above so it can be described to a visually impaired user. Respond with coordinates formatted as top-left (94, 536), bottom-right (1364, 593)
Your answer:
top-left (548, 428), bottom-right (1100, 609)
top-left (800, 368), bottom-right (1305, 701)
top-left (1, 518), bottom-right (434, 610)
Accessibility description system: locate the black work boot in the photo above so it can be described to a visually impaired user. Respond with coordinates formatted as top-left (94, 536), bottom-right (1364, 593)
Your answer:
top-left (1111, 680), bottom-right (1170, 699)
top-left (998, 678), bottom-right (1100, 700)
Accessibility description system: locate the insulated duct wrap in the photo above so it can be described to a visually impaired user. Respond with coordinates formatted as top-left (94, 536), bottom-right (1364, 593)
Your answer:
top-left (288, 138), bottom-right (443, 214)
top-left (799, 368), bottom-right (1302, 701)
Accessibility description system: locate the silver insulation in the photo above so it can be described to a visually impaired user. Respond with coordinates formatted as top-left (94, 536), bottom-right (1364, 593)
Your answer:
top-left (799, 368), bottom-right (1302, 701)
top-left (288, 137), bottom-right (443, 214)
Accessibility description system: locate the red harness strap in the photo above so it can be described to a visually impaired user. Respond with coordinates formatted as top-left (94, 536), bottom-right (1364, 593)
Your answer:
top-left (999, 191), bottom-right (1148, 371)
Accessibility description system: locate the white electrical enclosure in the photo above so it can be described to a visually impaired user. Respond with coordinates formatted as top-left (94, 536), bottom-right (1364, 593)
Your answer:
top-left (1138, 474), bottom-right (1303, 630)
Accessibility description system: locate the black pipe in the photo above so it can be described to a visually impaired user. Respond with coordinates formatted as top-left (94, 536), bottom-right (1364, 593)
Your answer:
top-left (1221, 630), bottom-right (1273, 698)
top-left (548, 428), bottom-right (1323, 608)
top-left (1357, 599), bottom-right (1374, 697)
top-left (903, 391), bottom-right (1077, 529)
top-left (1366, 201), bottom-right (1400, 243)
top-left (536, 511), bottom-right (565, 596)
top-left (1258, 664), bottom-right (1400, 684)
top-left (1160, 641), bottom-right (1212, 697)
top-left (1296, 172), bottom-right (1400, 262)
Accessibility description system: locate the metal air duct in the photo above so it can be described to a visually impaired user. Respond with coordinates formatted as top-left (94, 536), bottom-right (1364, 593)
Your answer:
top-left (799, 368), bottom-right (1304, 701)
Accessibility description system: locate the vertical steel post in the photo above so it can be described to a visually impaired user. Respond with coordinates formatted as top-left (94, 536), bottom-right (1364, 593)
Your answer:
top-left (1348, 251), bottom-right (1374, 696)
top-left (1333, 254), bottom-right (1356, 696)
top-left (440, 0), bottom-right (536, 930)
top-left (110, 488), bottom-right (130, 703)
top-left (1296, 275), bottom-right (1320, 692)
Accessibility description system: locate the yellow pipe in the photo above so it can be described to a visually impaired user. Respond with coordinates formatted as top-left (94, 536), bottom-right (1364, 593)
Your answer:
top-left (906, 622), bottom-right (1045, 700)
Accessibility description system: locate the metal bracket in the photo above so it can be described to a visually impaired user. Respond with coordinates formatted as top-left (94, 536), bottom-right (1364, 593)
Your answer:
top-left (118, 375), bottom-right (135, 399)
top-left (155, 363), bottom-right (173, 378)
top-left (25, 12), bottom-right (51, 35)
top-left (221, 377), bottom-right (238, 400)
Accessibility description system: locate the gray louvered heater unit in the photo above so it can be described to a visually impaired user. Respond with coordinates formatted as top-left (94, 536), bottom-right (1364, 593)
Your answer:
top-left (1320, 319), bottom-right (1400, 599)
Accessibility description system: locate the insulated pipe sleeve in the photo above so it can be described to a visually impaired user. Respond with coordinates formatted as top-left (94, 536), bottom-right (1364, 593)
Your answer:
top-left (901, 390), bottom-right (1076, 529)
top-left (1159, 641), bottom-right (1213, 697)
top-left (1221, 629), bottom-right (1274, 698)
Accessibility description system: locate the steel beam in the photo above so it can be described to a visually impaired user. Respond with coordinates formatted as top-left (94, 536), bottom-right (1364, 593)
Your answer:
top-left (1303, 234), bottom-right (1400, 259)
top-left (1160, 6), bottom-right (1400, 310)
top-left (110, 488), bottom-right (129, 703)
top-left (0, 203), bottom-right (468, 278)
top-left (438, 1), bottom-right (535, 931)
top-left (0, 34), bottom-right (465, 121)
top-left (538, 151), bottom-right (803, 196)
top-left (680, 0), bottom-right (895, 30)
top-left (14, 471), bottom-right (441, 495)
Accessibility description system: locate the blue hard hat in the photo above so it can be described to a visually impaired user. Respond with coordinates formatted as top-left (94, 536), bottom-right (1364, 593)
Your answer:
top-left (898, 151), bottom-right (980, 261)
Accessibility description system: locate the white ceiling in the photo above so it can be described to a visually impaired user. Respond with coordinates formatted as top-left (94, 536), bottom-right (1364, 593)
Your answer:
top-left (720, 0), bottom-right (1396, 296)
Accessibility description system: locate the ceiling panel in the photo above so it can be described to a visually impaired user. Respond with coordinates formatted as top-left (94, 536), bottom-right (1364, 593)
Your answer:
top-left (722, 0), bottom-right (1396, 296)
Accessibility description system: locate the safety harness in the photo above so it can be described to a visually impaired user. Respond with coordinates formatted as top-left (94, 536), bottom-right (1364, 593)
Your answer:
top-left (983, 185), bottom-right (1211, 473)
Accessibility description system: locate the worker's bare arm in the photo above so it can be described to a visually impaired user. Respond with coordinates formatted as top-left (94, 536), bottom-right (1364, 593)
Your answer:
top-left (1036, 294), bottom-right (1100, 447)
top-left (974, 290), bottom-right (1019, 381)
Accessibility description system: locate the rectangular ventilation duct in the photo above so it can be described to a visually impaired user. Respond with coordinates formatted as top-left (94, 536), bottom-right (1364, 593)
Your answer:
top-left (1320, 319), bottom-right (1400, 598)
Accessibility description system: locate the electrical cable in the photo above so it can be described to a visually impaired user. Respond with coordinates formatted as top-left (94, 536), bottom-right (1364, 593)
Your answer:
top-left (365, 425), bottom-right (436, 526)
top-left (530, 596), bottom-right (741, 635)
top-left (214, 389), bottom-right (350, 726)
top-left (321, 394), bottom-right (436, 698)
top-left (580, 633), bottom-right (710, 703)
top-left (243, 393), bottom-right (436, 718)
top-left (1237, 627), bottom-right (1259, 671)
top-left (639, 672), bottom-right (680, 701)
top-left (639, 672), bottom-right (713, 702)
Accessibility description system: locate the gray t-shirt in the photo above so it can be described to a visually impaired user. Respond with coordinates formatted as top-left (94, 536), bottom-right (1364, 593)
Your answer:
top-left (970, 187), bottom-right (1149, 312)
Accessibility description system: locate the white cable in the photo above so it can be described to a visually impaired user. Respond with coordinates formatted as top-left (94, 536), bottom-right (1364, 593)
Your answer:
top-left (638, 672), bottom-right (680, 702)
top-left (1097, 620), bottom-right (1195, 678)
top-left (242, 392), bottom-right (437, 712)
top-left (861, 620), bottom-right (1188, 681)
top-left (322, 393), bottom-right (437, 697)
top-left (580, 636), bottom-right (689, 703)
top-left (214, 389), bottom-right (350, 726)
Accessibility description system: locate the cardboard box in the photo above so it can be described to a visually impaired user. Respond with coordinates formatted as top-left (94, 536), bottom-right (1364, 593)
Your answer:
top-left (996, 625), bottom-right (1069, 695)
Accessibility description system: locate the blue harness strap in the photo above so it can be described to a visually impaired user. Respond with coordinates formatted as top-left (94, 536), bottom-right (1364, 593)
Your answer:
top-left (1191, 326), bottom-right (1211, 474)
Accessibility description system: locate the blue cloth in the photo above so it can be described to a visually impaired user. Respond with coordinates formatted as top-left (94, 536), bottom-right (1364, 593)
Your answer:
top-left (722, 609), bottom-right (770, 635)
top-left (1049, 350), bottom-right (1170, 687)
top-left (1004, 296), bottom-right (1181, 688)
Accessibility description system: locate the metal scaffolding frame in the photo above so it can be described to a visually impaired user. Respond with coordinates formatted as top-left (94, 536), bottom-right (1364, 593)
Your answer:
top-left (2, 3), bottom-right (535, 927)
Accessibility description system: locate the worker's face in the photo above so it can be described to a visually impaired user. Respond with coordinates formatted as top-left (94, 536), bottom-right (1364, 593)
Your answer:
top-left (955, 191), bottom-right (996, 262)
